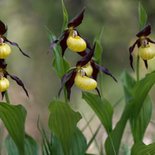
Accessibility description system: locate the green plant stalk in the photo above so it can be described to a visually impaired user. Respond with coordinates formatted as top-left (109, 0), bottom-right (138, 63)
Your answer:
top-left (5, 91), bottom-right (10, 104)
top-left (136, 56), bottom-right (140, 81)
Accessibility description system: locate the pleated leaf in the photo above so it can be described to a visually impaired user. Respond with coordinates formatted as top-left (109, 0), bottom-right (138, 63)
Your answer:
top-left (105, 71), bottom-right (155, 155)
top-left (130, 96), bottom-right (152, 142)
top-left (0, 103), bottom-right (26, 155)
top-left (5, 134), bottom-right (38, 155)
top-left (61, 0), bottom-right (68, 30)
top-left (48, 100), bottom-right (82, 155)
top-left (131, 142), bottom-right (155, 155)
top-left (82, 92), bottom-right (113, 134)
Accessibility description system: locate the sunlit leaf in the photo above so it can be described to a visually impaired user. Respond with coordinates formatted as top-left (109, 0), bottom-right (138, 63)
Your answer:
top-left (5, 134), bottom-right (38, 155)
top-left (48, 100), bottom-right (82, 155)
top-left (131, 142), bottom-right (155, 155)
top-left (0, 103), bottom-right (26, 155)
top-left (82, 92), bottom-right (113, 134)
top-left (138, 2), bottom-right (148, 29)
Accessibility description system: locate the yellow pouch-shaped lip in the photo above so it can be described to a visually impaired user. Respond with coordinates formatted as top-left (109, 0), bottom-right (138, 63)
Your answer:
top-left (0, 43), bottom-right (11, 59)
top-left (74, 73), bottom-right (97, 91)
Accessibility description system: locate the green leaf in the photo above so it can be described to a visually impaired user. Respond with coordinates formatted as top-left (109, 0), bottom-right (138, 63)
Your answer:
top-left (94, 28), bottom-right (104, 63)
top-left (61, 0), bottom-right (68, 31)
top-left (0, 103), bottom-right (26, 155)
top-left (48, 100), bottom-right (82, 155)
top-left (105, 71), bottom-right (155, 155)
top-left (82, 92), bottom-right (113, 134)
top-left (131, 142), bottom-right (155, 155)
top-left (69, 128), bottom-right (87, 155)
top-left (51, 39), bottom-right (70, 78)
top-left (130, 96), bottom-right (152, 142)
top-left (138, 2), bottom-right (148, 29)
top-left (5, 134), bottom-right (38, 155)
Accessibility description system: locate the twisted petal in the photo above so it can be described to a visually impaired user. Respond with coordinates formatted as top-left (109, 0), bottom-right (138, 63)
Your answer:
top-left (129, 39), bottom-right (139, 70)
top-left (0, 20), bottom-right (7, 35)
top-left (143, 60), bottom-right (148, 69)
top-left (136, 24), bottom-right (151, 37)
top-left (68, 8), bottom-right (85, 28)
top-left (6, 72), bottom-right (29, 97)
top-left (147, 38), bottom-right (155, 44)
top-left (58, 69), bottom-right (76, 100)
top-left (92, 62), bottom-right (117, 82)
top-left (4, 37), bottom-right (30, 58)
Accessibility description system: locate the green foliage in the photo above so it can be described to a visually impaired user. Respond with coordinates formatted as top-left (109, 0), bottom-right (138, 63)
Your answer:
top-left (131, 142), bottom-right (155, 155)
top-left (48, 99), bottom-right (84, 155)
top-left (61, 0), bottom-right (68, 30)
top-left (105, 71), bottom-right (155, 155)
top-left (82, 92), bottom-right (113, 134)
top-left (5, 134), bottom-right (38, 155)
top-left (0, 103), bottom-right (26, 155)
top-left (138, 2), bottom-right (148, 29)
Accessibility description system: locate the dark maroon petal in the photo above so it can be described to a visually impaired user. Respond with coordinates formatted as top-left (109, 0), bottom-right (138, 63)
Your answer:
top-left (6, 72), bottom-right (29, 97)
top-left (68, 8), bottom-right (85, 28)
top-left (91, 61), bottom-right (99, 80)
top-left (129, 39), bottom-right (139, 70)
top-left (58, 70), bottom-right (76, 98)
top-left (147, 38), bottom-right (155, 44)
top-left (60, 31), bottom-right (69, 56)
top-left (143, 60), bottom-right (148, 69)
top-left (0, 20), bottom-right (7, 35)
top-left (94, 62), bottom-right (117, 82)
top-left (4, 37), bottom-right (30, 58)
top-left (65, 72), bottom-right (76, 100)
top-left (95, 88), bottom-right (101, 97)
top-left (1, 91), bottom-right (5, 99)
top-left (76, 43), bottom-right (95, 67)
top-left (136, 24), bottom-right (151, 37)
top-left (0, 59), bottom-right (7, 69)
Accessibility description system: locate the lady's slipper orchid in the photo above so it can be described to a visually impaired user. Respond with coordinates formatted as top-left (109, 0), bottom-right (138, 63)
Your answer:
top-left (0, 20), bottom-right (30, 58)
top-left (58, 44), bottom-right (117, 100)
top-left (129, 24), bottom-right (155, 69)
top-left (0, 59), bottom-right (28, 98)
top-left (50, 8), bottom-right (89, 56)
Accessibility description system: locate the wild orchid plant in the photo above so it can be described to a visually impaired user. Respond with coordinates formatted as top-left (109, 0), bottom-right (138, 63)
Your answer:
top-left (0, 1), bottom-right (155, 155)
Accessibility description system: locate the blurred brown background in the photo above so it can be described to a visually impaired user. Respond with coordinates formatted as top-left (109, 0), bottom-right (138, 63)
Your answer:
top-left (1, 0), bottom-right (155, 154)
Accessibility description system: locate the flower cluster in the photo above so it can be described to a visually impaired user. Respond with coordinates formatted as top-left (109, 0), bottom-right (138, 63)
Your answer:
top-left (129, 25), bottom-right (155, 69)
top-left (51, 9), bottom-right (117, 100)
top-left (0, 20), bottom-right (29, 98)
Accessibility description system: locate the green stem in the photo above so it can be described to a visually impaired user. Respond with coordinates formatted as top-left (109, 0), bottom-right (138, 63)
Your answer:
top-left (136, 56), bottom-right (140, 81)
top-left (5, 91), bottom-right (10, 104)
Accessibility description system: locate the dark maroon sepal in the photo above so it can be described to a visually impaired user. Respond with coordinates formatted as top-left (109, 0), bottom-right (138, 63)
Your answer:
top-left (4, 37), bottom-right (30, 58)
top-left (6, 72), bottom-right (29, 97)
top-left (68, 8), bottom-right (85, 28)
top-left (143, 60), bottom-right (148, 69)
top-left (136, 24), bottom-right (151, 37)
top-left (76, 43), bottom-right (95, 67)
top-left (129, 40), bottom-right (138, 70)
top-left (0, 20), bottom-right (7, 35)
top-left (60, 31), bottom-right (69, 56)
